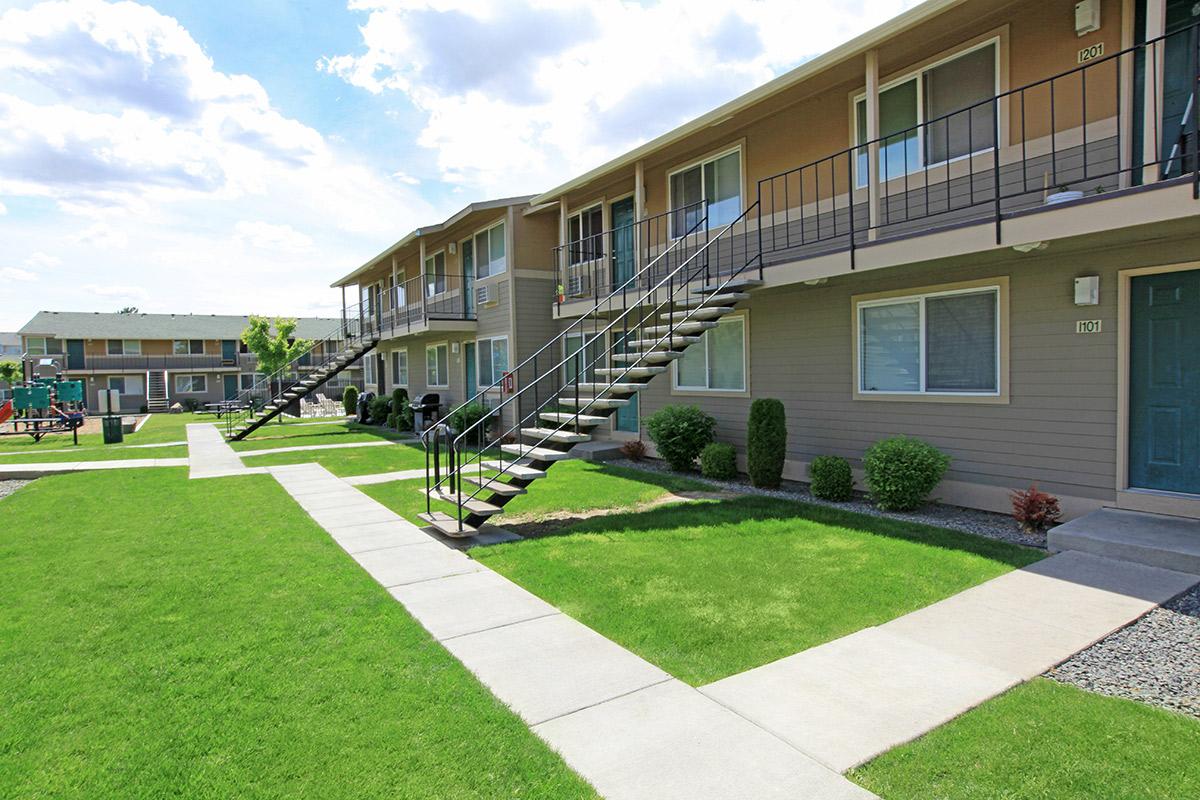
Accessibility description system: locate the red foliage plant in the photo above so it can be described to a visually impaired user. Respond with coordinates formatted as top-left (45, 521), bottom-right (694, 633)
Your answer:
top-left (1010, 483), bottom-right (1063, 533)
top-left (620, 439), bottom-right (647, 462)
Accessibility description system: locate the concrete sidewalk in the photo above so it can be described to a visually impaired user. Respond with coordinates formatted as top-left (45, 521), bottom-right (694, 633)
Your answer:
top-left (268, 462), bottom-right (875, 800)
top-left (186, 423), bottom-right (249, 478)
top-left (701, 550), bottom-right (1198, 772)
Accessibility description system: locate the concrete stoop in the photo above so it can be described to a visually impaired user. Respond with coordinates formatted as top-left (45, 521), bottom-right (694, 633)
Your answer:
top-left (1049, 508), bottom-right (1200, 576)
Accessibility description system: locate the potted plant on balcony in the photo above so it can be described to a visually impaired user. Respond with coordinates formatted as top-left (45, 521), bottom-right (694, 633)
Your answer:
top-left (1045, 184), bottom-right (1084, 205)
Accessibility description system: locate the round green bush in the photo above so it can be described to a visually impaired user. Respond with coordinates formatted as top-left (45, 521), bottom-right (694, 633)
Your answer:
top-left (342, 385), bottom-right (359, 416)
top-left (645, 404), bottom-right (716, 472)
top-left (700, 442), bottom-right (738, 480)
top-left (747, 398), bottom-right (787, 488)
top-left (808, 455), bottom-right (854, 501)
top-left (367, 395), bottom-right (390, 425)
top-left (862, 436), bottom-right (950, 511)
top-left (447, 401), bottom-right (489, 437)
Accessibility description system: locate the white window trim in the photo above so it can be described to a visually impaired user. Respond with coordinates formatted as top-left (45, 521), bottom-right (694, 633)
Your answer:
top-left (852, 36), bottom-right (1002, 187)
top-left (855, 283), bottom-right (1004, 399)
top-left (475, 335), bottom-right (509, 390)
top-left (671, 312), bottom-right (749, 395)
top-left (666, 144), bottom-right (745, 238)
top-left (565, 202), bottom-right (605, 267)
top-left (425, 342), bottom-right (450, 388)
top-left (391, 349), bottom-right (409, 388)
top-left (174, 374), bottom-right (207, 394)
top-left (471, 217), bottom-right (508, 281)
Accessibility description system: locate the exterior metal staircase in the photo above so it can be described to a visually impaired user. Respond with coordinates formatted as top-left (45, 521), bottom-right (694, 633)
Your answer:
top-left (146, 370), bottom-right (169, 412)
top-left (224, 304), bottom-right (378, 441)
top-left (420, 200), bottom-right (763, 537)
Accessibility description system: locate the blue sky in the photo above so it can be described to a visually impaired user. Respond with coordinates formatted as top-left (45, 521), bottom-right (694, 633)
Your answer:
top-left (0, 0), bottom-right (918, 331)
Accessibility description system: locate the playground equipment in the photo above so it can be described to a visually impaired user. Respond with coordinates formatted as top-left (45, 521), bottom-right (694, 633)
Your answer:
top-left (1, 359), bottom-right (87, 443)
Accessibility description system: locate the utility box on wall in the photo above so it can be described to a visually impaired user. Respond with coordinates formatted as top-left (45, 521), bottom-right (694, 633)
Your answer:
top-left (1074, 275), bottom-right (1100, 305)
top-left (1074, 0), bottom-right (1100, 36)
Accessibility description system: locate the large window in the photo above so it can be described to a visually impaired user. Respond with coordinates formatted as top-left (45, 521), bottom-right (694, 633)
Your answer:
top-left (858, 286), bottom-right (999, 395)
top-left (239, 373), bottom-right (263, 391)
top-left (25, 337), bottom-right (62, 355)
top-left (426, 343), bottom-right (449, 387)
top-left (473, 221), bottom-right (506, 279)
top-left (173, 339), bottom-right (204, 355)
top-left (476, 336), bottom-right (509, 387)
top-left (674, 315), bottom-right (746, 392)
top-left (107, 339), bottom-right (141, 355)
top-left (391, 349), bottom-right (408, 387)
top-left (107, 375), bottom-right (144, 394)
top-left (855, 40), bottom-right (998, 185)
top-left (567, 205), bottom-right (603, 265)
top-left (424, 251), bottom-right (446, 297)
top-left (174, 374), bottom-right (207, 393)
top-left (563, 332), bottom-right (605, 384)
top-left (669, 148), bottom-right (741, 235)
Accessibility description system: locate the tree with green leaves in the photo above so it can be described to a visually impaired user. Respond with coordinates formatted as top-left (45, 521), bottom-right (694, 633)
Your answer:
top-left (118, 306), bottom-right (139, 314)
top-left (240, 316), bottom-right (311, 376)
top-left (0, 360), bottom-right (22, 387)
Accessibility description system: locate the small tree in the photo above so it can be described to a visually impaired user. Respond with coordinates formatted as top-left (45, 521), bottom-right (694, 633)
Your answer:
top-left (117, 306), bottom-right (139, 314)
top-left (343, 385), bottom-right (359, 416)
top-left (0, 361), bottom-right (22, 387)
top-left (240, 316), bottom-right (311, 377)
top-left (747, 399), bottom-right (787, 488)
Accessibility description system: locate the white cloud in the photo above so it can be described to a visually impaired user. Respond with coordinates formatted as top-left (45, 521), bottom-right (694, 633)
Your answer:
top-left (322, 0), bottom-right (922, 195)
top-left (83, 282), bottom-right (149, 302)
top-left (1, 267), bottom-right (38, 281)
top-left (0, 201), bottom-right (7, 215)
top-left (25, 252), bottom-right (62, 269)
top-left (391, 170), bottom-right (420, 185)
top-left (234, 220), bottom-right (314, 252)
top-left (70, 222), bottom-right (129, 248)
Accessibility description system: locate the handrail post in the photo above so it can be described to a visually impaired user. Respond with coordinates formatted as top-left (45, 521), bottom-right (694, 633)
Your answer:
top-left (846, 153), bottom-right (856, 270)
top-left (993, 96), bottom-right (1003, 244)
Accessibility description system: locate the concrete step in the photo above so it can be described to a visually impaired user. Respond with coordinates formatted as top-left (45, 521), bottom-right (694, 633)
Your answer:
top-left (557, 396), bottom-right (630, 409)
top-left (501, 444), bottom-right (572, 462)
top-left (426, 489), bottom-right (503, 517)
top-left (594, 366), bottom-right (667, 380)
top-left (675, 292), bottom-right (749, 308)
top-left (462, 475), bottom-right (527, 496)
top-left (629, 335), bottom-right (701, 350)
top-left (693, 278), bottom-right (763, 295)
top-left (659, 306), bottom-right (736, 322)
top-left (612, 351), bottom-right (684, 364)
top-left (539, 412), bottom-right (608, 428)
top-left (520, 427), bottom-right (592, 443)
top-left (564, 382), bottom-right (644, 395)
top-left (641, 321), bottom-right (718, 336)
top-left (417, 511), bottom-right (480, 538)
top-left (480, 460), bottom-right (547, 480)
top-left (1049, 508), bottom-right (1200, 575)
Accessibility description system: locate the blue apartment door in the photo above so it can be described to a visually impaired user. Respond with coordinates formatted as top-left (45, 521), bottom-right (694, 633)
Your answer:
top-left (464, 342), bottom-right (477, 398)
top-left (221, 339), bottom-right (237, 363)
top-left (65, 339), bottom-right (85, 370)
top-left (1129, 268), bottom-right (1200, 494)
top-left (223, 374), bottom-right (238, 401)
top-left (610, 197), bottom-right (636, 291)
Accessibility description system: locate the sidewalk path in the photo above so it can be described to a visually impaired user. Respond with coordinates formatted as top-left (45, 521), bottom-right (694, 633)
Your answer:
top-left (701, 551), bottom-right (1198, 772)
top-left (267, 462), bottom-right (874, 800)
top-left (186, 424), bottom-right (249, 478)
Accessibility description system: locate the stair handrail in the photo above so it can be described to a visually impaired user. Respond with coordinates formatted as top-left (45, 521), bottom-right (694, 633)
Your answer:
top-left (431, 201), bottom-right (763, 526)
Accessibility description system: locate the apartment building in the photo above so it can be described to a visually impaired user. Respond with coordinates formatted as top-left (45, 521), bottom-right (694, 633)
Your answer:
top-left (0, 333), bottom-right (20, 401)
top-left (17, 312), bottom-right (362, 412)
top-left (506, 0), bottom-right (1199, 520)
top-left (331, 196), bottom-right (558, 428)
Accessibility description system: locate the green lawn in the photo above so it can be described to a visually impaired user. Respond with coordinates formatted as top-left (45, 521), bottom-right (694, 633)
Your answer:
top-left (0, 411), bottom-right (200, 452)
top-left (229, 422), bottom-right (413, 452)
top-left (242, 442), bottom-right (430, 475)
top-left (473, 495), bottom-right (1043, 685)
top-left (361, 460), bottom-right (711, 525)
top-left (0, 444), bottom-right (188, 463)
top-left (851, 679), bottom-right (1200, 799)
top-left (0, 470), bottom-right (595, 799)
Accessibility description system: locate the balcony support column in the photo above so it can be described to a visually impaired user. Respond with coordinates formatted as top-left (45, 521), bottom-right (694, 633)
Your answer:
top-left (558, 196), bottom-right (568, 291)
top-left (1141, 0), bottom-right (1167, 185)
top-left (634, 159), bottom-right (646, 270)
top-left (865, 49), bottom-right (881, 242)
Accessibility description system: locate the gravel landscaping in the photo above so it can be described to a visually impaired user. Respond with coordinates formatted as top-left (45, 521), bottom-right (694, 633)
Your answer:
top-left (0, 479), bottom-right (33, 501)
top-left (608, 458), bottom-right (1045, 549)
top-left (1047, 582), bottom-right (1200, 718)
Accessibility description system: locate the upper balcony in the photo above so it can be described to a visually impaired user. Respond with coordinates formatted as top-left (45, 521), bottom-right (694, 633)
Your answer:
top-left (359, 271), bottom-right (477, 341)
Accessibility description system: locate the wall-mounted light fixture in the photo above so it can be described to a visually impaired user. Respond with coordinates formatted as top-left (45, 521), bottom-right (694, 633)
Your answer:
top-left (1074, 275), bottom-right (1100, 305)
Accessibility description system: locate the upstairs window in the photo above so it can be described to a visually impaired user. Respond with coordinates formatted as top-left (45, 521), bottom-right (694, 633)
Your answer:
top-left (26, 337), bottom-right (62, 355)
top-left (474, 221), bottom-right (507, 279)
top-left (424, 251), bottom-right (446, 297)
top-left (107, 339), bottom-right (141, 355)
top-left (173, 339), bottom-right (204, 355)
top-left (669, 148), bottom-right (741, 235)
top-left (567, 205), bottom-right (603, 265)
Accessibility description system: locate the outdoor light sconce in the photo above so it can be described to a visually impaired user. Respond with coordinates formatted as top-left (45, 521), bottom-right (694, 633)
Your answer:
top-left (1074, 275), bottom-right (1100, 305)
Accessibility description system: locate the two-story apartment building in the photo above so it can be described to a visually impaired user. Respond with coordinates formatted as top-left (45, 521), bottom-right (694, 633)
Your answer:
top-left (17, 312), bottom-right (362, 412)
top-left (331, 196), bottom-right (559, 428)
top-left (508, 0), bottom-right (1198, 520)
top-left (0, 333), bottom-right (21, 401)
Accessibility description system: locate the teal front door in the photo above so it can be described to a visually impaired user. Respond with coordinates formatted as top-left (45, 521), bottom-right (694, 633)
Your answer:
top-left (223, 374), bottom-right (238, 401)
top-left (65, 339), bottom-right (85, 370)
top-left (464, 342), bottom-right (477, 398)
top-left (1129, 268), bottom-right (1200, 494)
top-left (221, 340), bottom-right (237, 363)
top-left (612, 332), bottom-right (639, 433)
top-left (610, 197), bottom-right (636, 292)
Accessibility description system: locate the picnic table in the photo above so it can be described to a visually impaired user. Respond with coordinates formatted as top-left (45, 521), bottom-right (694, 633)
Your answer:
top-left (203, 400), bottom-right (246, 418)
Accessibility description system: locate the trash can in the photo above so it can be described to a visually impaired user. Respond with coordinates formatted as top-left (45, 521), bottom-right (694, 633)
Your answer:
top-left (356, 392), bottom-right (374, 425)
top-left (102, 416), bottom-right (124, 444)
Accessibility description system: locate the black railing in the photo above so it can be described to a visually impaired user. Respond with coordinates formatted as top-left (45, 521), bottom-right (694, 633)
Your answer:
top-left (757, 23), bottom-right (1200, 267)
top-left (64, 354), bottom-right (235, 371)
top-left (424, 200), bottom-right (763, 531)
top-left (371, 271), bottom-right (475, 338)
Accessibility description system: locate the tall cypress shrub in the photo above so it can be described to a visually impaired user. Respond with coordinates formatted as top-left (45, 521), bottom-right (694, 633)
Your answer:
top-left (747, 398), bottom-right (787, 488)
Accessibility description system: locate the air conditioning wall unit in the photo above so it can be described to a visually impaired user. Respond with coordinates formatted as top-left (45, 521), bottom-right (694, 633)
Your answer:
top-left (475, 284), bottom-right (495, 306)
top-left (567, 271), bottom-right (592, 298)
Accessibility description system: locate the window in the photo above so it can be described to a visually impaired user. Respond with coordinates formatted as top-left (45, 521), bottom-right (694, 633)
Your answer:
top-left (173, 339), bottom-right (204, 355)
top-left (239, 373), bottom-right (263, 391)
top-left (563, 332), bottom-right (605, 384)
top-left (424, 251), bottom-right (446, 297)
top-left (476, 336), bottom-right (509, 387)
top-left (567, 206), bottom-right (603, 265)
top-left (474, 221), bottom-right (507, 278)
top-left (391, 350), bottom-right (408, 387)
top-left (669, 148), bottom-right (741, 235)
top-left (858, 287), bottom-right (999, 395)
top-left (174, 374), bottom-right (207, 393)
top-left (855, 40), bottom-right (998, 185)
top-left (426, 343), bottom-right (449, 387)
top-left (25, 337), bottom-right (62, 355)
top-left (363, 353), bottom-right (376, 386)
top-left (674, 315), bottom-right (746, 392)
top-left (107, 375), bottom-right (144, 394)
top-left (107, 339), bottom-right (141, 355)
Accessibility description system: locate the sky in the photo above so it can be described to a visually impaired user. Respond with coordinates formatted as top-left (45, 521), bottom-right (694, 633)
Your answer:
top-left (0, 0), bottom-right (921, 332)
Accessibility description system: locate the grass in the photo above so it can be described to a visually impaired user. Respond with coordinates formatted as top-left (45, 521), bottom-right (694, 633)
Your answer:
top-left (0, 411), bottom-right (201, 452)
top-left (242, 442), bottom-right (430, 475)
top-left (0, 444), bottom-right (188, 463)
top-left (850, 679), bottom-right (1200, 799)
top-left (0, 469), bottom-right (595, 799)
top-left (360, 460), bottom-right (711, 525)
top-left (473, 494), bottom-right (1043, 685)
top-left (229, 421), bottom-right (413, 452)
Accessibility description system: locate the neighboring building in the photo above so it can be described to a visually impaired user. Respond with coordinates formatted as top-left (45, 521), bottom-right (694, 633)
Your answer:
top-left (331, 196), bottom-right (559, 428)
top-left (17, 312), bottom-right (363, 412)
top-left (0, 333), bottom-right (20, 401)
top-left (517, 0), bottom-right (1200, 520)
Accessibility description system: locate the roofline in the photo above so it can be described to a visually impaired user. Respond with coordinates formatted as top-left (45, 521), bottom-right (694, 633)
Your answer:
top-left (528, 0), bottom-right (966, 207)
top-left (331, 194), bottom-right (536, 288)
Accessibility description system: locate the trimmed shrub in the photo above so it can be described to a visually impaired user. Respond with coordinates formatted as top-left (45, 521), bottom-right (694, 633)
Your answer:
top-left (391, 387), bottom-right (409, 413)
top-left (180, 397), bottom-right (201, 413)
top-left (447, 402), bottom-right (489, 436)
top-left (1010, 483), bottom-right (1062, 533)
top-left (397, 405), bottom-right (414, 432)
top-left (620, 439), bottom-right (647, 462)
top-left (809, 455), bottom-right (854, 501)
top-left (862, 436), bottom-right (950, 511)
top-left (700, 442), bottom-right (738, 480)
top-left (367, 395), bottom-right (390, 425)
top-left (747, 398), bottom-right (787, 488)
top-left (385, 412), bottom-right (399, 430)
top-left (645, 404), bottom-right (715, 472)
top-left (342, 385), bottom-right (359, 416)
